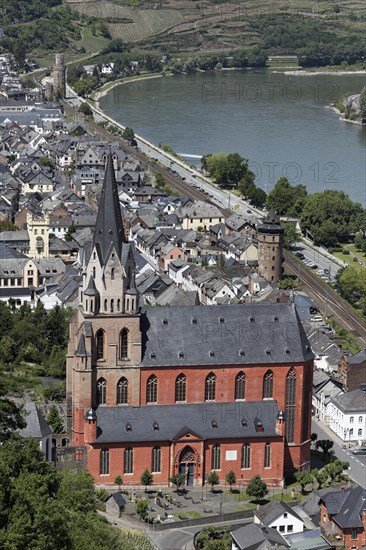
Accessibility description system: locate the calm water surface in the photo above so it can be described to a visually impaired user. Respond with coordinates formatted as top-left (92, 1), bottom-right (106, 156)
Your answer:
top-left (100, 70), bottom-right (366, 205)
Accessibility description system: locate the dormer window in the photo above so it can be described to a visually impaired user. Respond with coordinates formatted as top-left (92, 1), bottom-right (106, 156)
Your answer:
top-left (219, 317), bottom-right (224, 324)
top-left (150, 352), bottom-right (156, 359)
top-left (249, 316), bottom-right (254, 322)
top-left (211, 419), bottom-right (218, 429)
top-left (192, 318), bottom-right (197, 325)
top-left (126, 423), bottom-right (132, 431)
top-left (209, 351), bottom-right (215, 358)
top-left (241, 418), bottom-right (247, 427)
top-left (285, 348), bottom-right (290, 355)
top-left (153, 422), bottom-right (159, 431)
top-left (162, 319), bottom-right (168, 326)
top-left (239, 349), bottom-right (245, 357)
top-left (274, 316), bottom-right (279, 322)
top-left (265, 348), bottom-right (271, 355)
top-left (178, 351), bottom-right (184, 359)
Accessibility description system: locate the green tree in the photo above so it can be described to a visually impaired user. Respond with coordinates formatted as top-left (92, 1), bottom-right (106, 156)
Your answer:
top-left (39, 156), bottom-right (55, 170)
top-left (141, 469), bottom-right (153, 492)
top-left (207, 471), bottom-right (219, 492)
top-left (169, 473), bottom-right (184, 492)
top-left (315, 468), bottom-right (329, 488)
top-left (225, 470), bottom-right (236, 492)
top-left (114, 474), bottom-right (123, 488)
top-left (0, 219), bottom-right (18, 232)
top-left (323, 460), bottom-right (349, 482)
top-left (135, 499), bottom-right (149, 520)
top-left (294, 470), bottom-right (313, 494)
top-left (247, 185), bottom-right (267, 207)
top-left (266, 177), bottom-right (307, 215)
top-left (46, 405), bottom-right (64, 434)
top-left (154, 173), bottom-right (165, 190)
top-left (0, 335), bottom-right (16, 365)
top-left (215, 153), bottom-right (249, 188)
top-left (246, 475), bottom-right (268, 501)
top-left (315, 439), bottom-right (334, 460)
top-left (65, 221), bottom-right (76, 242)
top-left (284, 222), bottom-right (299, 249)
top-left (122, 127), bottom-right (135, 144)
top-left (79, 102), bottom-right (92, 116)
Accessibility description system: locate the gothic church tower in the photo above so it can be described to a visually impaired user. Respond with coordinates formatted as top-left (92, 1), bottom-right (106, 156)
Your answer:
top-left (66, 153), bottom-right (141, 446)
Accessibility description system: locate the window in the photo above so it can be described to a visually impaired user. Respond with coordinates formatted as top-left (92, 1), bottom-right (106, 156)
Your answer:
top-left (116, 377), bottom-right (128, 404)
top-left (96, 330), bottom-right (104, 360)
top-left (97, 378), bottom-right (107, 405)
top-left (205, 373), bottom-right (216, 401)
top-left (152, 446), bottom-right (161, 473)
top-left (263, 370), bottom-right (274, 399)
top-left (211, 444), bottom-right (221, 470)
top-left (264, 443), bottom-right (271, 468)
top-left (124, 448), bottom-right (133, 474)
top-left (117, 299), bottom-right (121, 311)
top-left (350, 428), bottom-right (354, 437)
top-left (146, 375), bottom-right (157, 403)
top-left (100, 448), bottom-right (109, 475)
top-left (175, 374), bottom-right (186, 402)
top-left (110, 299), bottom-right (114, 313)
top-left (241, 443), bottom-right (251, 469)
top-left (358, 429), bottom-right (362, 437)
top-left (235, 372), bottom-right (246, 400)
top-left (279, 526), bottom-right (285, 533)
top-left (120, 329), bottom-right (128, 359)
top-left (359, 416), bottom-right (363, 423)
top-left (350, 416), bottom-right (354, 424)
top-left (287, 525), bottom-right (293, 533)
top-left (111, 268), bottom-right (115, 279)
top-left (285, 368), bottom-right (296, 443)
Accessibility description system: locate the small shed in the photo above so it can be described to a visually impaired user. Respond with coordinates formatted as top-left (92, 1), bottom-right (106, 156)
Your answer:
top-left (106, 492), bottom-right (126, 518)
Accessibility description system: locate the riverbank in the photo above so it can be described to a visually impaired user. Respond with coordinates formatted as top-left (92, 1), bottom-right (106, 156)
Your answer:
top-left (91, 73), bottom-right (169, 107)
top-left (282, 69), bottom-right (366, 76)
top-left (331, 104), bottom-right (364, 126)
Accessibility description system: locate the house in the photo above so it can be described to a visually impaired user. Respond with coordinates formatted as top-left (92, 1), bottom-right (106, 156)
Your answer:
top-left (254, 500), bottom-right (304, 535)
top-left (338, 349), bottom-right (366, 392)
top-left (105, 492), bottom-right (126, 518)
top-left (231, 523), bottom-right (289, 550)
top-left (19, 402), bottom-right (53, 462)
top-left (177, 200), bottom-right (224, 231)
top-left (312, 371), bottom-right (343, 422)
top-left (327, 387), bottom-right (366, 443)
top-left (320, 486), bottom-right (366, 549)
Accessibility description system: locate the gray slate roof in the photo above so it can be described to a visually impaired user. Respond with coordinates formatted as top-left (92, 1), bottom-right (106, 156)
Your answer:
top-left (20, 402), bottom-right (52, 439)
top-left (254, 499), bottom-right (303, 525)
top-left (231, 523), bottom-right (289, 550)
top-left (330, 388), bottom-right (366, 413)
top-left (140, 303), bottom-right (314, 367)
top-left (94, 400), bottom-right (279, 444)
top-left (321, 487), bottom-right (366, 528)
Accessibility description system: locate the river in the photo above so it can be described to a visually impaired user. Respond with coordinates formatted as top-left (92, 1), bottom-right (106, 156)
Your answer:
top-left (100, 69), bottom-right (366, 206)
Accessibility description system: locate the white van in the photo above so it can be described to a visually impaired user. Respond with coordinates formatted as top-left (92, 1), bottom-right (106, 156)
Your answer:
top-left (311, 315), bottom-right (323, 322)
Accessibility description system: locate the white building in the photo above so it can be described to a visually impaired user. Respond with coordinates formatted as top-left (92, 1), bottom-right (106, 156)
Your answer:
top-left (253, 500), bottom-right (304, 536)
top-left (327, 387), bottom-right (366, 443)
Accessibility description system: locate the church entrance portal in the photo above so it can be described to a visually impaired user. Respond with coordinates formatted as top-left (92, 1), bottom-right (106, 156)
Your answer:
top-left (178, 446), bottom-right (196, 486)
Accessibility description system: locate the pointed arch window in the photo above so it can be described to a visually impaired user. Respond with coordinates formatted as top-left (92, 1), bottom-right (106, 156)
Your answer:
top-left (211, 444), bottom-right (221, 470)
top-left (117, 299), bottom-right (121, 311)
top-left (124, 448), bottom-right (133, 474)
top-left (120, 329), bottom-right (128, 359)
top-left (97, 378), bottom-right (107, 405)
top-left (111, 268), bottom-right (115, 280)
top-left (241, 443), bottom-right (251, 469)
top-left (92, 267), bottom-right (96, 278)
top-left (152, 446), bottom-right (161, 473)
top-left (175, 373), bottom-right (186, 402)
top-left (110, 299), bottom-right (114, 313)
top-left (205, 373), bottom-right (216, 401)
top-left (100, 448), bottom-right (109, 475)
top-left (96, 330), bottom-right (104, 360)
top-left (146, 375), bottom-right (157, 404)
top-left (263, 370), bottom-right (274, 399)
top-left (264, 443), bottom-right (271, 468)
top-left (235, 371), bottom-right (246, 400)
top-left (285, 368), bottom-right (296, 443)
top-left (116, 377), bottom-right (128, 404)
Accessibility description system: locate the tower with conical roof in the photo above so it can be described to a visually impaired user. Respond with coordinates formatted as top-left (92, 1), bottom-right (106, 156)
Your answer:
top-left (66, 153), bottom-right (141, 445)
top-left (257, 209), bottom-right (284, 283)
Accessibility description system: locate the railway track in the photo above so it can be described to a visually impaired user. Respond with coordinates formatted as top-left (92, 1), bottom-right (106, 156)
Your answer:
top-left (284, 251), bottom-right (366, 347)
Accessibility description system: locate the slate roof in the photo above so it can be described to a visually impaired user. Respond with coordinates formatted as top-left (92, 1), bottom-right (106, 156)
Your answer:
top-left (94, 400), bottom-right (280, 444)
top-left (330, 388), bottom-right (366, 413)
top-left (321, 486), bottom-right (366, 529)
top-left (231, 523), bottom-right (289, 550)
top-left (20, 402), bottom-right (52, 439)
top-left (348, 349), bottom-right (366, 364)
top-left (254, 499), bottom-right (303, 525)
top-left (140, 303), bottom-right (314, 367)
top-left (110, 492), bottom-right (126, 508)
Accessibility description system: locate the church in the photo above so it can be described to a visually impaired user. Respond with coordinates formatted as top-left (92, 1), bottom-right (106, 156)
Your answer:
top-left (66, 154), bottom-right (314, 487)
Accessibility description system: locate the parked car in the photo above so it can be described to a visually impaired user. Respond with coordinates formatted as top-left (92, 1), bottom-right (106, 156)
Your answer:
top-left (352, 447), bottom-right (366, 455)
top-left (311, 315), bottom-right (323, 322)
top-left (296, 252), bottom-right (305, 259)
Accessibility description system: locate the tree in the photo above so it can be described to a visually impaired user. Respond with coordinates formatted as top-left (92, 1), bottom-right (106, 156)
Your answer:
top-left (122, 127), bottom-right (135, 144)
top-left (266, 178), bottom-right (307, 216)
top-left (141, 469), bottom-right (153, 492)
top-left (207, 471), bottom-right (219, 492)
top-left (284, 222), bottom-right (299, 249)
top-left (315, 468), bottom-right (329, 488)
top-left (315, 439), bottom-right (334, 460)
top-left (323, 460), bottom-right (349, 482)
top-left (294, 471), bottom-right (313, 494)
top-left (0, 219), bottom-right (18, 232)
top-left (169, 473), bottom-right (184, 492)
top-left (135, 499), bottom-right (149, 520)
top-left (79, 102), bottom-right (92, 116)
top-left (39, 156), bottom-right (55, 170)
top-left (246, 475), bottom-right (268, 501)
top-left (46, 405), bottom-right (64, 434)
top-left (225, 470), bottom-right (236, 492)
top-left (65, 221), bottom-right (76, 242)
top-left (154, 173), bottom-right (165, 190)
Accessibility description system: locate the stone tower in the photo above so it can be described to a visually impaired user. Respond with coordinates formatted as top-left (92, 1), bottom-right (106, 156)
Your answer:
top-left (53, 53), bottom-right (66, 99)
top-left (66, 153), bottom-right (141, 444)
top-left (257, 209), bottom-right (284, 283)
top-left (27, 212), bottom-right (50, 258)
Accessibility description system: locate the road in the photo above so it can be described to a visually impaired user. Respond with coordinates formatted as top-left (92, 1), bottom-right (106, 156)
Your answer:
top-left (312, 419), bottom-right (366, 488)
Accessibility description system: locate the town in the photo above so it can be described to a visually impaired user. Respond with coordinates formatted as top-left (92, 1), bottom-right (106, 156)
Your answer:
top-left (0, 49), bottom-right (365, 550)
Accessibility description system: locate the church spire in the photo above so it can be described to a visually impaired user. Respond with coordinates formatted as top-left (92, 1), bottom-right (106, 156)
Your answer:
top-left (93, 152), bottom-right (125, 266)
